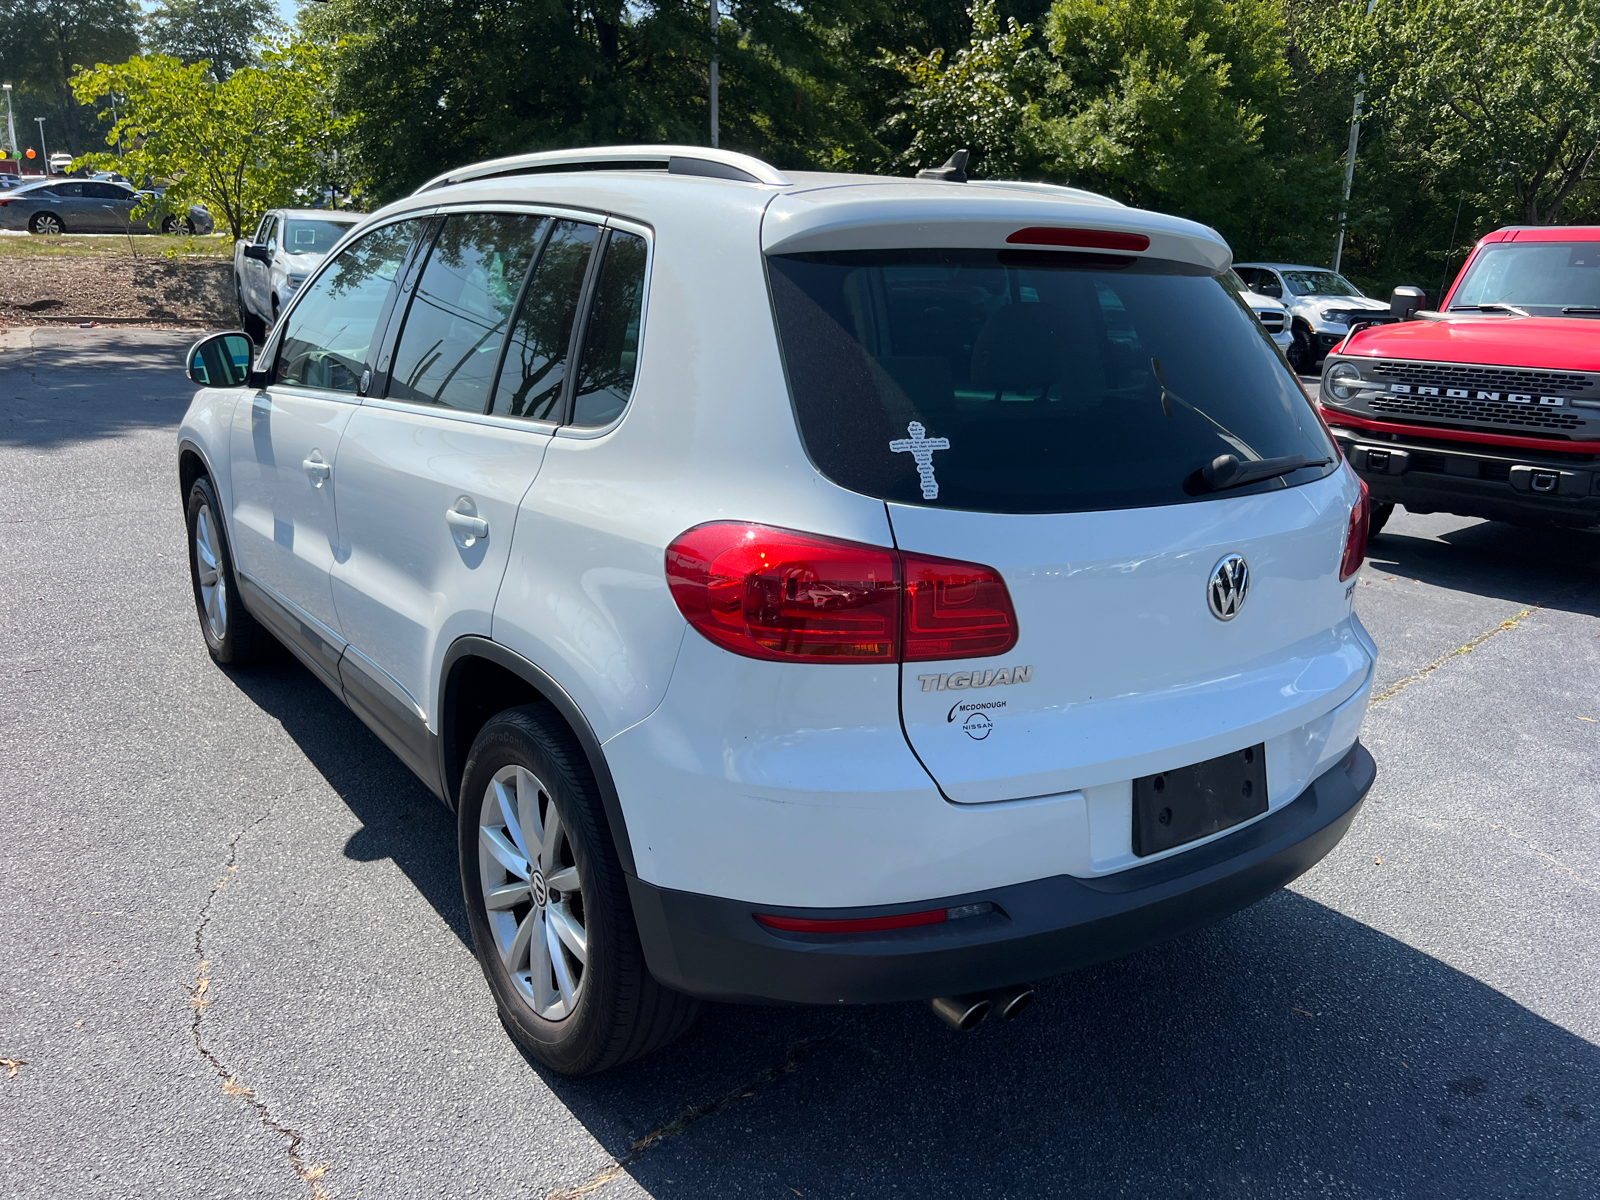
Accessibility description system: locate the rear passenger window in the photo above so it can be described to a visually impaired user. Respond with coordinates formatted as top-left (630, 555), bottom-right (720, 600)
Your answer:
top-left (571, 231), bottom-right (648, 427)
top-left (277, 220), bottom-right (421, 393)
top-left (492, 221), bottom-right (597, 421)
top-left (387, 212), bottom-right (547, 411)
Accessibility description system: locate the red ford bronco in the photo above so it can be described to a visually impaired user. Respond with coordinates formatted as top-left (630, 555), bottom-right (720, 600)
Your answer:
top-left (1319, 226), bottom-right (1600, 533)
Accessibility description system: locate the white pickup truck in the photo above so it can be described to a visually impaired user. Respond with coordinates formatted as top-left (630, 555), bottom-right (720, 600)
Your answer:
top-left (233, 208), bottom-right (360, 341)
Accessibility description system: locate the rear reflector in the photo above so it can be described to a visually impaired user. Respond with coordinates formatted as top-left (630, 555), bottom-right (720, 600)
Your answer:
top-left (1340, 479), bottom-right (1370, 582)
top-left (666, 522), bottom-right (1018, 664)
top-left (755, 908), bottom-right (947, 933)
top-left (1006, 227), bottom-right (1151, 252)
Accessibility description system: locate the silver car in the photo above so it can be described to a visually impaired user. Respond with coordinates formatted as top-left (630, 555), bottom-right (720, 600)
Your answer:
top-left (0, 179), bottom-right (214, 235)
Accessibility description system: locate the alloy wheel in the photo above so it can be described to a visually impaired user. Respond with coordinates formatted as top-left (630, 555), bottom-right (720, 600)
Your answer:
top-left (193, 502), bottom-right (228, 642)
top-left (31, 214), bottom-right (61, 236)
top-left (478, 765), bottom-right (587, 1020)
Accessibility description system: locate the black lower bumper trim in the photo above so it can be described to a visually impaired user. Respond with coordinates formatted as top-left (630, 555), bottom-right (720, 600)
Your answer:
top-left (629, 742), bottom-right (1376, 1005)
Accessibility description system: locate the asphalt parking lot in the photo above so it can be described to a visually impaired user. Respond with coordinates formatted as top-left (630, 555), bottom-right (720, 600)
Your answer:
top-left (3, 326), bottom-right (1597, 1199)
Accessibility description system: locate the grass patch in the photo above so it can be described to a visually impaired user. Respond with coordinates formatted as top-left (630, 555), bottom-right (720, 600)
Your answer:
top-left (0, 233), bottom-right (232, 259)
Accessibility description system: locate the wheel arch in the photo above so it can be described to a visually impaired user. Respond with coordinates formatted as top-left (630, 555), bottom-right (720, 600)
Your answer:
top-left (178, 438), bottom-right (213, 507)
top-left (439, 636), bottom-right (637, 876)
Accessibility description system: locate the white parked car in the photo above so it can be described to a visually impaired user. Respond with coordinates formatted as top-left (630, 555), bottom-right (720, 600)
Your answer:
top-left (1225, 268), bottom-right (1293, 353)
top-left (177, 146), bottom-right (1378, 1074)
top-left (234, 208), bottom-right (361, 340)
top-left (1234, 263), bottom-right (1394, 373)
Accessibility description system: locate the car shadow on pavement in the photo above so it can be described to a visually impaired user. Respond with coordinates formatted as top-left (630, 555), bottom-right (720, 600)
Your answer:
top-left (221, 652), bottom-right (472, 944)
top-left (544, 890), bottom-right (1598, 1198)
top-left (0, 328), bottom-right (202, 452)
top-left (1368, 519), bottom-right (1600, 618)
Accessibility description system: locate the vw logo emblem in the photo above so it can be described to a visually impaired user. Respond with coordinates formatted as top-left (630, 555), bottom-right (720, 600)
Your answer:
top-left (1208, 554), bottom-right (1250, 621)
top-left (531, 869), bottom-right (548, 908)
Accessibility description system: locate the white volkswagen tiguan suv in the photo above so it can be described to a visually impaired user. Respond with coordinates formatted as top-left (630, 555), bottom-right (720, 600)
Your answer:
top-left (177, 146), bottom-right (1379, 1074)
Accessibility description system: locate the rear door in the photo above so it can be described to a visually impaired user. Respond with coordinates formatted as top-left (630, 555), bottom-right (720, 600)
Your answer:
top-left (766, 246), bottom-right (1367, 813)
top-left (328, 210), bottom-right (562, 750)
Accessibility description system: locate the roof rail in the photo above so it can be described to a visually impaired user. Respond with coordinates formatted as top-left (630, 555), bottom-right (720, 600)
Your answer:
top-left (415, 145), bottom-right (792, 194)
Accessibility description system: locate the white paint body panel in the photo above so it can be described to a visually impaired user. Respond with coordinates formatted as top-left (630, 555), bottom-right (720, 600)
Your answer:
top-left (892, 467), bottom-right (1374, 803)
top-left (226, 386), bottom-right (356, 635)
top-left (329, 401), bottom-right (553, 722)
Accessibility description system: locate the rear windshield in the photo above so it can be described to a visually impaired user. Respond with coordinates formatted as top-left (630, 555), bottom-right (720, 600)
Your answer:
top-left (1450, 242), bottom-right (1600, 315)
top-left (768, 249), bottom-right (1335, 514)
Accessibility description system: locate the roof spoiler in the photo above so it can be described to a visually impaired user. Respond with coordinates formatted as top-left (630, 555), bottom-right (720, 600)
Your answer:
top-left (414, 145), bottom-right (792, 193)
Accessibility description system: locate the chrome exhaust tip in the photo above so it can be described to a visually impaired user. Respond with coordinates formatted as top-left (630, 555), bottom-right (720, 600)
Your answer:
top-left (990, 983), bottom-right (1035, 1021)
top-left (928, 994), bottom-right (992, 1031)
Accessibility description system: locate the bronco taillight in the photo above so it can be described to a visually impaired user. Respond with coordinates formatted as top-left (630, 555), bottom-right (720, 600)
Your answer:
top-left (665, 522), bottom-right (1018, 664)
top-left (1339, 480), bottom-right (1370, 582)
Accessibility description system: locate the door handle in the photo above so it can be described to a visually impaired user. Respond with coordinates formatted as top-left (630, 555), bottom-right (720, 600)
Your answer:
top-left (303, 457), bottom-right (331, 486)
top-left (446, 508), bottom-right (489, 543)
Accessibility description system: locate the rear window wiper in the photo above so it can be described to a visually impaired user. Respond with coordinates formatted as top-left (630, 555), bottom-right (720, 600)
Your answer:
top-left (1448, 303), bottom-right (1532, 317)
top-left (1196, 453), bottom-right (1331, 492)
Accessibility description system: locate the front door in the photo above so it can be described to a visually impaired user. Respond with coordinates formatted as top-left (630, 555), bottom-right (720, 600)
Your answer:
top-left (226, 217), bottom-right (424, 682)
top-left (330, 211), bottom-right (558, 741)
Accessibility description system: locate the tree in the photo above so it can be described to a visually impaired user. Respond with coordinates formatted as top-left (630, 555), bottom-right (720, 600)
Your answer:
top-left (0, 0), bottom-right (140, 156)
top-left (143, 0), bottom-right (279, 80)
top-left (879, 0), bottom-right (1043, 177)
top-left (71, 44), bottom-right (348, 238)
top-left (1306, 0), bottom-right (1600, 226)
top-left (1033, 0), bottom-right (1299, 243)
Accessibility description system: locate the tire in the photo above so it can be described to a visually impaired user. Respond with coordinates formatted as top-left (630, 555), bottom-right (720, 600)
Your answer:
top-left (185, 476), bottom-right (274, 666)
top-left (1288, 325), bottom-right (1314, 374)
top-left (235, 281), bottom-right (266, 344)
top-left (1369, 502), bottom-right (1395, 538)
top-left (29, 212), bottom-right (63, 236)
top-left (162, 216), bottom-right (180, 234)
top-left (458, 705), bottom-right (699, 1075)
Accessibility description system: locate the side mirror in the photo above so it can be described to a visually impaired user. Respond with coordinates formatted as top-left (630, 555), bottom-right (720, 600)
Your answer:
top-left (1390, 285), bottom-right (1426, 320)
top-left (244, 243), bottom-right (271, 264)
top-left (187, 331), bottom-right (256, 388)
top-left (1259, 280), bottom-right (1283, 299)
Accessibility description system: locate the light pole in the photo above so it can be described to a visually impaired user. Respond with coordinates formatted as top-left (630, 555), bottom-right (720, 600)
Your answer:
top-left (2, 84), bottom-right (16, 159)
top-left (708, 0), bottom-right (719, 149)
top-left (1332, 0), bottom-right (1378, 276)
top-left (35, 115), bottom-right (47, 174)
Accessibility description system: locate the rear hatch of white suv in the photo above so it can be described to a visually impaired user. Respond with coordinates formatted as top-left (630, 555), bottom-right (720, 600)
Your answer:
top-left (766, 218), bottom-right (1372, 870)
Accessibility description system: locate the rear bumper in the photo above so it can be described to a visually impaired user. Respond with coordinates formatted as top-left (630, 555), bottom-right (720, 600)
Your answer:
top-left (1331, 427), bottom-right (1600, 525)
top-left (630, 741), bottom-right (1375, 1005)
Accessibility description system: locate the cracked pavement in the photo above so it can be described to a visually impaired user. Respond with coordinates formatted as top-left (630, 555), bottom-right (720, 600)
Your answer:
top-left (2, 328), bottom-right (1597, 1198)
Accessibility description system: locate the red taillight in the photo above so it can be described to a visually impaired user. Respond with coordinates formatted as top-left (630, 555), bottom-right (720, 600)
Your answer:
top-left (902, 552), bottom-right (1019, 661)
top-left (1006, 227), bottom-right (1151, 252)
top-left (1339, 479), bottom-right (1370, 582)
top-left (665, 522), bottom-right (1018, 665)
top-left (754, 908), bottom-right (946, 933)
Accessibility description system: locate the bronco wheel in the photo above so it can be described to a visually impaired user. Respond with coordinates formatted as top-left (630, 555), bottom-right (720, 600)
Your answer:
top-left (1369, 502), bottom-right (1395, 537)
top-left (29, 212), bottom-right (63, 236)
top-left (185, 476), bottom-right (273, 665)
top-left (459, 705), bottom-right (698, 1075)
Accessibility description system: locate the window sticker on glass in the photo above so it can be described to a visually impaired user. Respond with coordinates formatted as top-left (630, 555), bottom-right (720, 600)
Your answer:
top-left (888, 421), bottom-right (951, 499)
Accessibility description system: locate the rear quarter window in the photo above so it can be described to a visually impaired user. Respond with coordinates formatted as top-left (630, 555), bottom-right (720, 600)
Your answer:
top-left (768, 248), bottom-right (1334, 514)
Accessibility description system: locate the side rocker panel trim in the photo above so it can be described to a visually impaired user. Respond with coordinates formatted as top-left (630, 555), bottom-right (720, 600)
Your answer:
top-left (439, 636), bottom-right (637, 876)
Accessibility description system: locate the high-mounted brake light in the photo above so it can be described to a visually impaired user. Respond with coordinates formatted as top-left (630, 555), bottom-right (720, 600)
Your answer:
top-left (1339, 479), bottom-right (1370, 582)
top-left (665, 523), bottom-right (1019, 664)
top-left (1006, 227), bottom-right (1151, 252)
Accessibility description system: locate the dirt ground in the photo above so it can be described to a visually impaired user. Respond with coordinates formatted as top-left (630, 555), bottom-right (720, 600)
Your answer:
top-left (0, 252), bottom-right (233, 328)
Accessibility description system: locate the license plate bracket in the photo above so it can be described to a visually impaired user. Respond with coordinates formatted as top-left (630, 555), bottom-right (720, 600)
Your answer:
top-left (1132, 744), bottom-right (1268, 857)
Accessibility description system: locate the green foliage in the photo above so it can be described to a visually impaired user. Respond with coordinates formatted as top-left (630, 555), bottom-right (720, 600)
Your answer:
top-left (1306, 0), bottom-right (1600, 226)
top-left (143, 0), bottom-right (280, 81)
top-left (879, 1), bottom-right (1043, 176)
top-left (70, 45), bottom-right (351, 239)
top-left (0, 0), bottom-right (140, 156)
